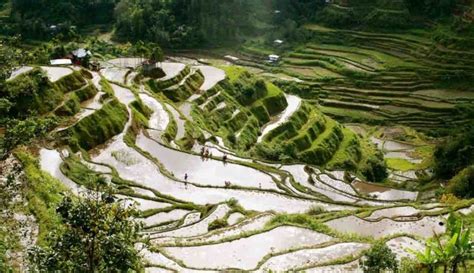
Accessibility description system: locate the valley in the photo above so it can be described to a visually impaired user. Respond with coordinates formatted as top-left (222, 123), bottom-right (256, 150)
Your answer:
top-left (1, 0), bottom-right (474, 272)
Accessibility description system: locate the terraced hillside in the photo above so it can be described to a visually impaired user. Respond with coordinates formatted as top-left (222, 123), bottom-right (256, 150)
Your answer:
top-left (3, 59), bottom-right (473, 271)
top-left (264, 24), bottom-right (474, 136)
top-left (141, 60), bottom-right (384, 177)
top-left (320, 0), bottom-right (412, 28)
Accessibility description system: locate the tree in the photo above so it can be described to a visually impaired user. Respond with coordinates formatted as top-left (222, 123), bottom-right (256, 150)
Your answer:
top-left (3, 117), bottom-right (58, 154)
top-left (404, 0), bottom-right (458, 18)
top-left (28, 181), bottom-right (143, 272)
top-left (362, 154), bottom-right (388, 182)
top-left (447, 165), bottom-right (474, 199)
top-left (149, 45), bottom-right (164, 63)
top-left (361, 241), bottom-right (398, 273)
top-left (434, 126), bottom-right (474, 179)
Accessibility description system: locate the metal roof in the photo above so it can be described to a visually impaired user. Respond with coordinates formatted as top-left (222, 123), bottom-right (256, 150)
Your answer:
top-left (50, 59), bottom-right (72, 65)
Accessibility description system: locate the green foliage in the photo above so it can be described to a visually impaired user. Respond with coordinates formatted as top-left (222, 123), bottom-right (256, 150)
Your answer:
top-left (404, 0), bottom-right (458, 18)
top-left (360, 241), bottom-right (398, 273)
top-left (317, 0), bottom-right (458, 29)
top-left (317, 4), bottom-right (358, 27)
top-left (434, 126), bottom-right (474, 179)
top-left (399, 257), bottom-right (419, 273)
top-left (361, 153), bottom-right (388, 182)
top-left (55, 84), bottom-right (98, 116)
top-left (0, 162), bottom-right (18, 272)
top-left (267, 213), bottom-right (335, 235)
top-left (2, 117), bottom-right (58, 154)
top-left (161, 70), bottom-right (204, 102)
top-left (447, 166), bottom-right (474, 199)
top-left (307, 205), bottom-right (326, 216)
top-left (208, 218), bottom-right (228, 231)
top-left (0, 36), bottom-right (25, 83)
top-left (410, 213), bottom-right (473, 273)
top-left (62, 99), bottom-right (128, 151)
top-left (0, 238), bottom-right (11, 272)
top-left (8, 0), bottom-right (116, 39)
top-left (15, 151), bottom-right (67, 244)
top-left (114, 0), bottom-right (264, 47)
top-left (29, 187), bottom-right (143, 272)
top-left (230, 73), bottom-right (268, 106)
top-left (272, 0), bottom-right (325, 24)
top-left (2, 68), bottom-right (62, 117)
top-left (364, 8), bottom-right (412, 28)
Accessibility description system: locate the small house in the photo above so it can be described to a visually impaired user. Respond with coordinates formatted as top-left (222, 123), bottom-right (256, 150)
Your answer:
top-left (49, 25), bottom-right (58, 34)
top-left (268, 54), bottom-right (280, 63)
top-left (71, 48), bottom-right (92, 66)
top-left (274, 39), bottom-right (284, 46)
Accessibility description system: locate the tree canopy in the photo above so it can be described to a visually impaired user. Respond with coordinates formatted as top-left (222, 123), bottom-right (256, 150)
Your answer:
top-left (28, 182), bottom-right (143, 272)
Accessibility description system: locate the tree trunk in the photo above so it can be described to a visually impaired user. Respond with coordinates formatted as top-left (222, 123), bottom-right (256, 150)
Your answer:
top-left (451, 261), bottom-right (458, 273)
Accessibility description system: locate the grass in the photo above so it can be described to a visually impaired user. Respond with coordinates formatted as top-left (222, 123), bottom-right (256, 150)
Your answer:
top-left (386, 158), bottom-right (418, 171)
top-left (320, 106), bottom-right (385, 122)
top-left (62, 98), bottom-right (128, 151)
top-left (304, 44), bottom-right (413, 68)
top-left (327, 128), bottom-right (361, 169)
top-left (15, 150), bottom-right (67, 245)
top-left (220, 66), bottom-right (247, 83)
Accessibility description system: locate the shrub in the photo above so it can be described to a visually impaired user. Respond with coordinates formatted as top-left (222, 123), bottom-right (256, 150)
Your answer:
top-left (3, 117), bottom-right (58, 153)
top-left (361, 154), bottom-right (388, 182)
top-left (434, 126), bottom-right (474, 179)
top-left (399, 257), bottom-right (418, 273)
top-left (307, 205), bottom-right (326, 216)
top-left (208, 219), bottom-right (228, 231)
top-left (360, 241), bottom-right (398, 273)
top-left (447, 165), bottom-right (474, 199)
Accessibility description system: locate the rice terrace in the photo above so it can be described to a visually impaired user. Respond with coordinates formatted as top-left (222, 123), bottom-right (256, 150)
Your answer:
top-left (1, 0), bottom-right (474, 272)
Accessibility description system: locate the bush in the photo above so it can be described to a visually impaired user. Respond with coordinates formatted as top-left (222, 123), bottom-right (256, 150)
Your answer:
top-left (447, 165), bottom-right (474, 199)
top-left (360, 241), bottom-right (398, 273)
top-left (3, 69), bottom-right (62, 116)
top-left (307, 205), bottom-right (326, 216)
top-left (434, 126), bottom-right (474, 179)
top-left (399, 257), bottom-right (418, 273)
top-left (361, 153), bottom-right (388, 182)
top-left (3, 117), bottom-right (58, 153)
top-left (208, 219), bottom-right (228, 231)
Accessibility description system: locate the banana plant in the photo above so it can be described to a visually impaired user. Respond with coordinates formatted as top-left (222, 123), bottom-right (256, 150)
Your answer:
top-left (444, 213), bottom-right (473, 273)
top-left (410, 212), bottom-right (473, 273)
top-left (409, 240), bottom-right (439, 273)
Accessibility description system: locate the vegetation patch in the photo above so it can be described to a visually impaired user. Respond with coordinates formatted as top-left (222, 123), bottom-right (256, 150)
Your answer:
top-left (61, 99), bottom-right (128, 151)
top-left (15, 150), bottom-right (67, 245)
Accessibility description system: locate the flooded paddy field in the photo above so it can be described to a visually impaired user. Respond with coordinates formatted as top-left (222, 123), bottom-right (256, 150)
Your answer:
top-left (31, 56), bottom-right (473, 272)
top-left (162, 226), bottom-right (333, 270)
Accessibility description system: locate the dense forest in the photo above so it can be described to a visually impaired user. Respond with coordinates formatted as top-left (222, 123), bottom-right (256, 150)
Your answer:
top-left (2, 0), bottom-right (469, 46)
